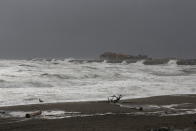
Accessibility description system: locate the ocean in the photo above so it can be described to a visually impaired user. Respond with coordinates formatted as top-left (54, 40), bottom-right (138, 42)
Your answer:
top-left (0, 59), bottom-right (196, 107)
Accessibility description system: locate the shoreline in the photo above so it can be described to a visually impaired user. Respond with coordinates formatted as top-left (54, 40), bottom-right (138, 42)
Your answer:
top-left (1, 94), bottom-right (196, 109)
top-left (0, 94), bottom-right (195, 109)
top-left (1, 94), bottom-right (196, 131)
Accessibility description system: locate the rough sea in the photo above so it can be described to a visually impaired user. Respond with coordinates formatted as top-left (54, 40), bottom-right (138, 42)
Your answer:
top-left (0, 59), bottom-right (196, 107)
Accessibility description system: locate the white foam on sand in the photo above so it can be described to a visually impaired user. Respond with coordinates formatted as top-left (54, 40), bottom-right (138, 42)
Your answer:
top-left (1, 103), bottom-right (196, 120)
top-left (0, 110), bottom-right (81, 119)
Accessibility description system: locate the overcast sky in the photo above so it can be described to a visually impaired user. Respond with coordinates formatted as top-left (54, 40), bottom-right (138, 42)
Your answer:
top-left (0, 0), bottom-right (196, 59)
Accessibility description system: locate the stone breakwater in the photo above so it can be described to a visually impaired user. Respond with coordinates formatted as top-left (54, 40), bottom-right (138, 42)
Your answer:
top-left (29, 52), bottom-right (196, 65)
top-left (98, 52), bottom-right (196, 65)
top-left (69, 59), bottom-right (196, 65)
top-left (68, 52), bottom-right (196, 65)
top-left (177, 59), bottom-right (196, 65)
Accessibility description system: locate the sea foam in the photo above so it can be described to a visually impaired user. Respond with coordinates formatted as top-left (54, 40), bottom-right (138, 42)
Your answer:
top-left (0, 59), bottom-right (196, 106)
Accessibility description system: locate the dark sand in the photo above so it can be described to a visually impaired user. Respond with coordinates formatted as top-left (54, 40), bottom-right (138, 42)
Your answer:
top-left (1, 95), bottom-right (196, 131)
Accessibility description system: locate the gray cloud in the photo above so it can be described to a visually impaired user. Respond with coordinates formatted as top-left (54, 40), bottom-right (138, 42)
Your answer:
top-left (0, 0), bottom-right (195, 59)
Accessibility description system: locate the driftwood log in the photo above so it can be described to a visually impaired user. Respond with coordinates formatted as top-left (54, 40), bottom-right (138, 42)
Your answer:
top-left (25, 110), bottom-right (42, 118)
top-left (129, 107), bottom-right (143, 111)
top-left (108, 95), bottom-right (123, 103)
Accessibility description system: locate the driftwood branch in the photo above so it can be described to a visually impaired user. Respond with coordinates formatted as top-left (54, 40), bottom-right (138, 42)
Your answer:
top-left (108, 95), bottom-right (123, 103)
top-left (25, 110), bottom-right (42, 118)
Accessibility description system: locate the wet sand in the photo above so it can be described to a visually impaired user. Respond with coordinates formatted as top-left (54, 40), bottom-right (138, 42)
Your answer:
top-left (1, 95), bottom-right (196, 131)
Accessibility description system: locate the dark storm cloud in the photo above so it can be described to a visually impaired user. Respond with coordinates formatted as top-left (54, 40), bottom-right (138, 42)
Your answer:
top-left (0, 0), bottom-right (195, 59)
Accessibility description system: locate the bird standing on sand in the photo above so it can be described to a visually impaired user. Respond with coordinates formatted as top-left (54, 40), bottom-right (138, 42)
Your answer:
top-left (39, 98), bottom-right (44, 103)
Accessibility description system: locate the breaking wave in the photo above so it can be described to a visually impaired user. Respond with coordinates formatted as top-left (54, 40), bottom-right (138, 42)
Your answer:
top-left (0, 59), bottom-right (196, 106)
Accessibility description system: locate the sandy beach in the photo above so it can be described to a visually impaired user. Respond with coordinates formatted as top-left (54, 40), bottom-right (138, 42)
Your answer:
top-left (0, 95), bottom-right (196, 131)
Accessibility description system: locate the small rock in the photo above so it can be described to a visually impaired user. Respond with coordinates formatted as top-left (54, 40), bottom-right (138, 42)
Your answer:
top-left (0, 110), bottom-right (5, 114)
top-left (139, 107), bottom-right (143, 111)
top-left (149, 127), bottom-right (170, 131)
top-left (158, 127), bottom-right (170, 131)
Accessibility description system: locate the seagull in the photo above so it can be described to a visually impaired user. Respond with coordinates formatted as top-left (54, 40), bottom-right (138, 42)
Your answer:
top-left (39, 98), bottom-right (44, 103)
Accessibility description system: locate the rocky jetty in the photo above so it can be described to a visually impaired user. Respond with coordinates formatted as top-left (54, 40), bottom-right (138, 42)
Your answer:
top-left (106, 59), bottom-right (138, 63)
top-left (177, 59), bottom-right (196, 65)
top-left (67, 52), bottom-right (196, 65)
top-left (144, 58), bottom-right (170, 65)
top-left (69, 59), bottom-right (104, 63)
top-left (100, 52), bottom-right (148, 61)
